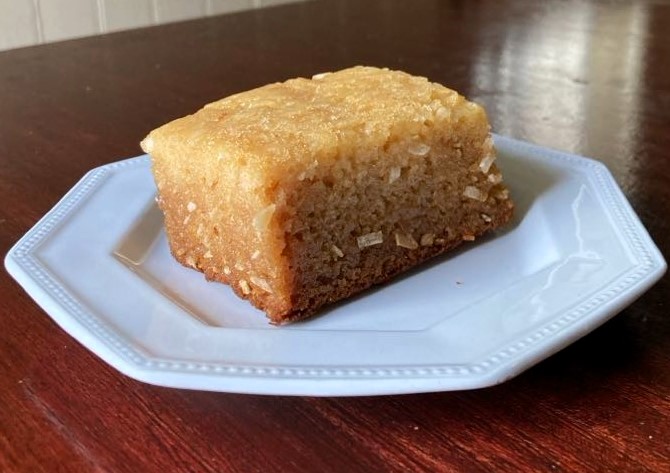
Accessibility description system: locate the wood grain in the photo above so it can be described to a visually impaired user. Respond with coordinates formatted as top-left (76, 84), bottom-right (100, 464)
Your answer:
top-left (1, 0), bottom-right (668, 471)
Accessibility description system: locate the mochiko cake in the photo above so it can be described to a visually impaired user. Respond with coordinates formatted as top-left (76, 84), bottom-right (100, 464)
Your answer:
top-left (141, 66), bottom-right (514, 323)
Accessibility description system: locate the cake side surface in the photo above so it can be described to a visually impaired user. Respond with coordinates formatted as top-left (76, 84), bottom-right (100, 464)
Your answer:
top-left (141, 66), bottom-right (514, 323)
top-left (143, 123), bottom-right (294, 317)
top-left (277, 85), bottom-right (513, 320)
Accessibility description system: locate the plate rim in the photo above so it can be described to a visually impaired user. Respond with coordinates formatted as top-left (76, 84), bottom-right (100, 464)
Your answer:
top-left (5, 135), bottom-right (667, 396)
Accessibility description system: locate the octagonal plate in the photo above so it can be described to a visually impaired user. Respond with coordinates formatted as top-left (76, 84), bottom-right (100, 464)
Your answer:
top-left (5, 135), bottom-right (666, 396)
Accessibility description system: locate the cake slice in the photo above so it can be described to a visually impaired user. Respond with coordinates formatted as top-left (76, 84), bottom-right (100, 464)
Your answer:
top-left (141, 66), bottom-right (513, 324)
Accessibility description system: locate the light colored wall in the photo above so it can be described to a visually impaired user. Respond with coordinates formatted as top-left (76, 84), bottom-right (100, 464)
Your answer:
top-left (0, 0), bottom-right (309, 52)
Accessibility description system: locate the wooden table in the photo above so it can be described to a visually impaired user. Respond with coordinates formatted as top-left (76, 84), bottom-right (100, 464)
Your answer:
top-left (2, 0), bottom-right (668, 471)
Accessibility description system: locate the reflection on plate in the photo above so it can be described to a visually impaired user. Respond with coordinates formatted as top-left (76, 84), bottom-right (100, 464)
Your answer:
top-left (5, 135), bottom-right (666, 396)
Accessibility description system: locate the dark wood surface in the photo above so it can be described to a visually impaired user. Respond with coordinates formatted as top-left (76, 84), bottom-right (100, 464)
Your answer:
top-left (1, 0), bottom-right (669, 471)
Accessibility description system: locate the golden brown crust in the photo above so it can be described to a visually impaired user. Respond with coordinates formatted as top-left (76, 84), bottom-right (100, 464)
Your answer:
top-left (142, 66), bottom-right (515, 324)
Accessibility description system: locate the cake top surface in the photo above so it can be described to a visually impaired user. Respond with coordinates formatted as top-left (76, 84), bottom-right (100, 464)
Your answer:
top-left (142, 66), bottom-right (485, 178)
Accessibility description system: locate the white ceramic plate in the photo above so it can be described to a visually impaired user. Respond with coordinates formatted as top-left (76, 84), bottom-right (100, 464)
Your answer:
top-left (6, 135), bottom-right (666, 396)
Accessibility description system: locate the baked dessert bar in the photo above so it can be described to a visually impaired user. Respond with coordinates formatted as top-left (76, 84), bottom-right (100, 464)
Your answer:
top-left (141, 66), bottom-right (514, 323)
